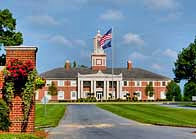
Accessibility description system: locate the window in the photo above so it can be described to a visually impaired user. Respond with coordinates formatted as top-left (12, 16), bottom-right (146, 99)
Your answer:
top-left (83, 81), bottom-right (91, 87)
top-left (44, 91), bottom-right (51, 100)
top-left (160, 91), bottom-right (166, 99)
top-left (123, 81), bottom-right (128, 86)
top-left (58, 80), bottom-right (64, 87)
top-left (46, 80), bottom-right (52, 86)
top-left (96, 59), bottom-right (102, 65)
top-left (162, 81), bottom-right (166, 86)
top-left (71, 91), bottom-right (77, 100)
top-left (109, 81), bottom-right (117, 88)
top-left (58, 91), bottom-right (64, 100)
top-left (136, 81), bottom-right (141, 87)
top-left (71, 80), bottom-right (76, 86)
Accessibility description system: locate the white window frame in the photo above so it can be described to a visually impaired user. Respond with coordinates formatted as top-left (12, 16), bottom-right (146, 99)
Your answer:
top-left (44, 91), bottom-right (51, 100)
top-left (46, 80), bottom-right (52, 86)
top-left (71, 91), bottom-right (77, 100)
top-left (121, 91), bottom-right (129, 99)
top-left (58, 80), bottom-right (64, 87)
top-left (147, 91), bottom-right (154, 100)
top-left (134, 91), bottom-right (142, 100)
top-left (160, 91), bottom-right (166, 99)
top-left (135, 81), bottom-right (141, 87)
top-left (161, 81), bottom-right (167, 87)
top-left (123, 81), bottom-right (128, 86)
top-left (58, 91), bottom-right (64, 100)
top-left (71, 80), bottom-right (77, 86)
top-left (35, 91), bottom-right (39, 100)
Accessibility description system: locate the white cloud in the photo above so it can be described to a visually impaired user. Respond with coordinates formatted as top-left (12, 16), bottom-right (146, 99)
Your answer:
top-left (74, 40), bottom-right (87, 47)
top-left (100, 9), bottom-right (124, 20)
top-left (123, 33), bottom-right (144, 46)
top-left (144, 0), bottom-right (179, 10)
top-left (50, 35), bottom-right (72, 46)
top-left (49, 35), bottom-right (87, 47)
top-left (27, 15), bottom-right (59, 27)
top-left (152, 63), bottom-right (162, 70)
top-left (163, 49), bottom-right (177, 59)
top-left (129, 52), bottom-right (148, 60)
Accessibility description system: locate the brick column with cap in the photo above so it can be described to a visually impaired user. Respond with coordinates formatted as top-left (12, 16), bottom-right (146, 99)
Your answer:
top-left (5, 46), bottom-right (38, 133)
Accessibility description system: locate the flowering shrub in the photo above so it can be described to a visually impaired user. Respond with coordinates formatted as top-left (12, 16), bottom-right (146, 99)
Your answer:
top-left (6, 58), bottom-right (34, 81)
top-left (2, 58), bottom-right (45, 131)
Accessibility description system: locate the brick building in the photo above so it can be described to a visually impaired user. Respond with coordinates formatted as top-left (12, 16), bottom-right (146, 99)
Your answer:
top-left (37, 31), bottom-right (170, 101)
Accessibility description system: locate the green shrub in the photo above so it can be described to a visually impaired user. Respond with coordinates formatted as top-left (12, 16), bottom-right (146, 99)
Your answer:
top-left (0, 99), bottom-right (10, 131)
top-left (0, 134), bottom-right (43, 139)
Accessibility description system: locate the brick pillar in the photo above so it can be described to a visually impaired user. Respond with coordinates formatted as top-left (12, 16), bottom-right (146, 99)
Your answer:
top-left (5, 46), bottom-right (38, 133)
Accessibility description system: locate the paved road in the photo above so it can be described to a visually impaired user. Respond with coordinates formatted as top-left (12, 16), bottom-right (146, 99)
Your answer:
top-left (161, 104), bottom-right (196, 110)
top-left (48, 104), bottom-right (196, 139)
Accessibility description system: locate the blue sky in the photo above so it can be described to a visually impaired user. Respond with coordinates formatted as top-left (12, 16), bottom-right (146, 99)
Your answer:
top-left (1, 0), bottom-right (196, 82)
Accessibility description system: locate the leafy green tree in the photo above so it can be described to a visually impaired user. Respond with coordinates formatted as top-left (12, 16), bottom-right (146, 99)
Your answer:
top-left (80, 64), bottom-right (88, 68)
top-left (166, 80), bottom-right (181, 101)
top-left (72, 61), bottom-right (77, 68)
top-left (0, 9), bottom-right (23, 46)
top-left (0, 99), bottom-right (10, 131)
top-left (173, 37), bottom-right (196, 100)
top-left (183, 81), bottom-right (196, 101)
top-left (48, 81), bottom-right (57, 96)
top-left (145, 82), bottom-right (154, 97)
top-left (0, 9), bottom-right (23, 65)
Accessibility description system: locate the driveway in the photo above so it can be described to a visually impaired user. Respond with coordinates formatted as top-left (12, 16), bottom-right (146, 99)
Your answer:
top-left (48, 104), bottom-right (196, 139)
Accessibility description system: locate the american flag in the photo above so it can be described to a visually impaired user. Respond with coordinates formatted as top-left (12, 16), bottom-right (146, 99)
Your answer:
top-left (99, 28), bottom-right (112, 47)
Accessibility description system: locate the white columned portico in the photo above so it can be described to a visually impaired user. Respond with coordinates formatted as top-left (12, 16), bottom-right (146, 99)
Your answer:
top-left (117, 81), bottom-right (119, 99)
top-left (81, 80), bottom-right (84, 98)
top-left (77, 79), bottom-right (81, 99)
top-left (107, 80), bottom-right (109, 99)
top-left (91, 80), bottom-right (93, 94)
top-left (103, 80), bottom-right (107, 99)
top-left (93, 80), bottom-right (96, 97)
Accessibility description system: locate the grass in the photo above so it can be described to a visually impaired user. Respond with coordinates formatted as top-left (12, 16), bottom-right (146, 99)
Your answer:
top-left (97, 104), bottom-right (196, 127)
top-left (0, 134), bottom-right (43, 139)
top-left (35, 104), bottom-right (66, 128)
top-left (179, 102), bottom-right (196, 107)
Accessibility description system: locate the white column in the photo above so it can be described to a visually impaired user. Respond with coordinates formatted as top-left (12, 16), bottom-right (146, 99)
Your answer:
top-left (81, 80), bottom-right (83, 98)
top-left (77, 79), bottom-right (80, 99)
top-left (91, 80), bottom-right (93, 94)
top-left (120, 81), bottom-right (123, 99)
top-left (117, 81), bottom-right (120, 99)
top-left (103, 81), bottom-right (107, 100)
top-left (94, 80), bottom-right (96, 97)
top-left (107, 81), bottom-right (109, 99)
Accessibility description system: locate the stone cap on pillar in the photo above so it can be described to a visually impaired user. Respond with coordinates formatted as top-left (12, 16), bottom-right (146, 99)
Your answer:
top-left (4, 45), bottom-right (38, 52)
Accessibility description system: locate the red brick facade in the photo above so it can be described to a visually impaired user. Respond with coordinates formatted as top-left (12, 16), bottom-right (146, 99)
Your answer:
top-left (0, 46), bottom-right (38, 133)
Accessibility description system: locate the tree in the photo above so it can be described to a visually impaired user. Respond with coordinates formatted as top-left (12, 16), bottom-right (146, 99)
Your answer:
top-left (0, 9), bottom-right (23, 66)
top-left (80, 64), bottom-right (88, 68)
top-left (166, 80), bottom-right (181, 101)
top-left (173, 37), bottom-right (196, 101)
top-left (184, 81), bottom-right (196, 101)
top-left (48, 81), bottom-right (57, 96)
top-left (72, 61), bottom-right (77, 68)
top-left (145, 82), bottom-right (154, 97)
top-left (0, 9), bottom-right (23, 46)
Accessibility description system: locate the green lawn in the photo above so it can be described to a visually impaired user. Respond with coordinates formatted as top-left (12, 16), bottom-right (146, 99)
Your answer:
top-left (35, 104), bottom-right (66, 128)
top-left (179, 102), bottom-right (196, 107)
top-left (0, 134), bottom-right (43, 139)
top-left (97, 104), bottom-right (196, 127)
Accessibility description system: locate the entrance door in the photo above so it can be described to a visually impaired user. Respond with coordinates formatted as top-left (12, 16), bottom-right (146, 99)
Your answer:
top-left (96, 91), bottom-right (103, 100)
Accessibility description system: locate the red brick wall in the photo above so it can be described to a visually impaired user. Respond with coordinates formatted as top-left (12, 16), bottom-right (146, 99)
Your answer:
top-left (4, 46), bottom-right (37, 133)
top-left (92, 66), bottom-right (106, 71)
top-left (38, 80), bottom-right (77, 101)
top-left (122, 81), bottom-right (167, 100)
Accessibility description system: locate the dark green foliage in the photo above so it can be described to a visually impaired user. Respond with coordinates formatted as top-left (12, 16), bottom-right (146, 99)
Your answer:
top-left (48, 81), bottom-right (57, 96)
top-left (72, 61), bottom-right (77, 68)
top-left (166, 80), bottom-right (181, 101)
top-left (184, 81), bottom-right (196, 101)
top-left (0, 54), bottom-right (5, 66)
top-left (0, 99), bottom-right (10, 131)
top-left (0, 9), bottom-right (23, 46)
top-left (145, 82), bottom-right (154, 97)
top-left (173, 38), bottom-right (196, 83)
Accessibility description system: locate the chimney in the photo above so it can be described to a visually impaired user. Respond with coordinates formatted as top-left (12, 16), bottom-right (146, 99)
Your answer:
top-left (127, 60), bottom-right (132, 70)
top-left (65, 60), bottom-right (70, 70)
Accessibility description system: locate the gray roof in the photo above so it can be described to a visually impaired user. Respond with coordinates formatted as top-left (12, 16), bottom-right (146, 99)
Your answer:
top-left (40, 67), bottom-right (170, 81)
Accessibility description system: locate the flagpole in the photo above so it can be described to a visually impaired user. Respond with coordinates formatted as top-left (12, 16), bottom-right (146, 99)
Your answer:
top-left (111, 27), bottom-right (114, 99)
